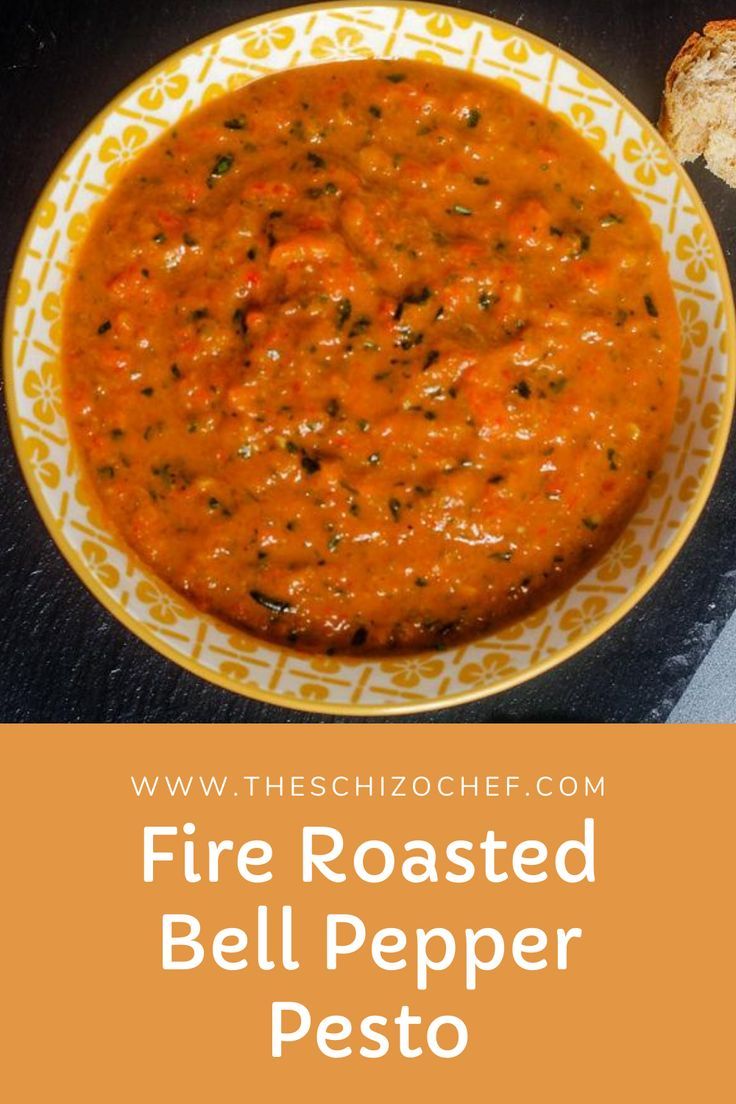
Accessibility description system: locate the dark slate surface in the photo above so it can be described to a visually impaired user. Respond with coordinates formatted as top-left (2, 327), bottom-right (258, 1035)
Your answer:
top-left (1, 0), bottom-right (734, 723)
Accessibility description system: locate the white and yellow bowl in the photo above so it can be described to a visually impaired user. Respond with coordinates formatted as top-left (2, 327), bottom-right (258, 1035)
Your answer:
top-left (4, 2), bottom-right (734, 714)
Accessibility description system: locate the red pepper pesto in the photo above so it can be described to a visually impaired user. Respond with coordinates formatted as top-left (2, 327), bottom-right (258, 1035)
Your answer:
top-left (62, 60), bottom-right (680, 654)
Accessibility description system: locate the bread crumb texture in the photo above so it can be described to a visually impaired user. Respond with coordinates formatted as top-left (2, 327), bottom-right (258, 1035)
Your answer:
top-left (659, 20), bottom-right (736, 186)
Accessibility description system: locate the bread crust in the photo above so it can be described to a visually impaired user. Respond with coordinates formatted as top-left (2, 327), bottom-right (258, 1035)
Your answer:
top-left (658, 20), bottom-right (736, 183)
top-left (658, 31), bottom-right (702, 136)
top-left (703, 19), bottom-right (736, 44)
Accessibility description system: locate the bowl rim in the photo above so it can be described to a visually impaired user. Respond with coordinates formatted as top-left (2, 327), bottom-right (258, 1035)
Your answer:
top-left (4, 0), bottom-right (735, 716)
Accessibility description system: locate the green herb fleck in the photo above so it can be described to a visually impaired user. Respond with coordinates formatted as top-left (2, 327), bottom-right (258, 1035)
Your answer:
top-left (348, 316), bottom-right (371, 337)
top-left (233, 308), bottom-right (248, 336)
top-left (394, 286), bottom-right (431, 320)
top-left (249, 590), bottom-right (293, 614)
top-left (644, 294), bottom-right (658, 317)
top-left (568, 229), bottom-right (591, 257)
top-left (397, 327), bottom-right (424, 350)
top-left (600, 212), bottom-right (624, 226)
top-left (207, 153), bottom-right (234, 187)
top-left (336, 298), bottom-right (352, 330)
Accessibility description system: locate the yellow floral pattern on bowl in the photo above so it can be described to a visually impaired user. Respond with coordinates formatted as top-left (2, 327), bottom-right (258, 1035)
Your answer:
top-left (4, 3), bottom-right (734, 715)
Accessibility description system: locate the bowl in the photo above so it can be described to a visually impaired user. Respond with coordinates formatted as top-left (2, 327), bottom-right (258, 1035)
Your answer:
top-left (5, 2), bottom-right (734, 714)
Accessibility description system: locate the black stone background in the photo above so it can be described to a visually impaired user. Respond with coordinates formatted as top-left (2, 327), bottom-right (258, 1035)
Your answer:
top-left (1, 0), bottom-right (734, 722)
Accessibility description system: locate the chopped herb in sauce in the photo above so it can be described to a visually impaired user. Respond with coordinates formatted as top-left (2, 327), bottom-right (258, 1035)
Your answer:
top-left (249, 590), bottom-right (293, 614)
top-left (207, 153), bottom-right (234, 187)
top-left (568, 230), bottom-right (591, 258)
top-left (232, 308), bottom-right (248, 335)
top-left (336, 298), bottom-right (352, 330)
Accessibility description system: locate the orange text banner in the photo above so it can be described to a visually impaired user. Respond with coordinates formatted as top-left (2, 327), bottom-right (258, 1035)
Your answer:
top-left (2, 723), bottom-right (732, 1102)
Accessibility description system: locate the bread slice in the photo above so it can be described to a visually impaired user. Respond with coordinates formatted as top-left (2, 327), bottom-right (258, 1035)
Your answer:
top-left (658, 20), bottom-right (736, 187)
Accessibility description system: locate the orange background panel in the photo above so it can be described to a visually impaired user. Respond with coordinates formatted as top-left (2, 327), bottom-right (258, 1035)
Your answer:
top-left (2, 723), bottom-right (733, 1101)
